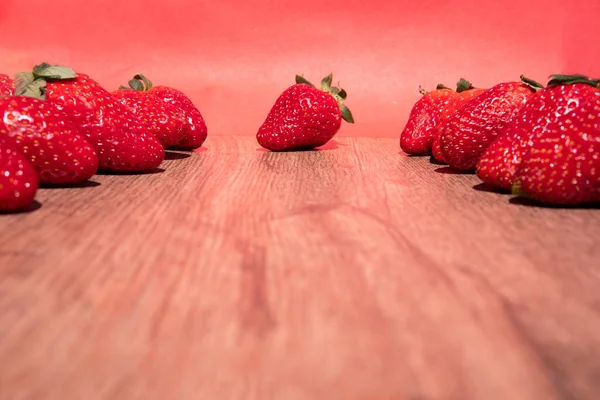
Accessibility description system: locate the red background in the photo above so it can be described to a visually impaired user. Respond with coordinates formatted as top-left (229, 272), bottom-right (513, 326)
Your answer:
top-left (1, 0), bottom-right (598, 139)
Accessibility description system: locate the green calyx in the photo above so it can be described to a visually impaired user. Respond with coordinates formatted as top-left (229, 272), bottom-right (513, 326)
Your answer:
top-left (418, 84), bottom-right (451, 95)
top-left (118, 73), bottom-right (153, 92)
top-left (547, 74), bottom-right (600, 88)
top-left (14, 62), bottom-right (77, 100)
top-left (456, 78), bottom-right (475, 93)
top-left (520, 75), bottom-right (544, 91)
top-left (295, 73), bottom-right (354, 124)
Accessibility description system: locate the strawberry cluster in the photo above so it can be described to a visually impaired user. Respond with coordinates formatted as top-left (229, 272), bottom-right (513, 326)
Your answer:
top-left (0, 63), bottom-right (207, 213)
top-left (3, 66), bottom-right (598, 212)
top-left (400, 74), bottom-right (600, 206)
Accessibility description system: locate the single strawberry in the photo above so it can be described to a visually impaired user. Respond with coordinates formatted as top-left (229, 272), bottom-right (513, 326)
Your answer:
top-left (0, 74), bottom-right (13, 97)
top-left (15, 63), bottom-right (164, 173)
top-left (113, 74), bottom-right (186, 149)
top-left (399, 84), bottom-right (457, 155)
top-left (257, 73), bottom-right (354, 151)
top-left (439, 76), bottom-right (543, 171)
top-left (477, 74), bottom-right (600, 196)
top-left (475, 118), bottom-right (529, 191)
top-left (132, 78), bottom-right (209, 150)
top-left (510, 75), bottom-right (600, 205)
top-left (431, 79), bottom-right (487, 163)
top-left (0, 95), bottom-right (99, 185)
top-left (0, 138), bottom-right (38, 213)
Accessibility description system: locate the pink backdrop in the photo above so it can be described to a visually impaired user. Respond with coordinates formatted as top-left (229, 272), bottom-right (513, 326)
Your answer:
top-left (1, 0), bottom-right (598, 139)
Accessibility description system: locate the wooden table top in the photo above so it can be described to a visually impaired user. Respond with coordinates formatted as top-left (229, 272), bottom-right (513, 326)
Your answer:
top-left (1, 136), bottom-right (599, 400)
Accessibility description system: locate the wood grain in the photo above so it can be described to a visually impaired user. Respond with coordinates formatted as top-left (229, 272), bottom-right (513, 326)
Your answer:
top-left (1, 136), bottom-right (599, 400)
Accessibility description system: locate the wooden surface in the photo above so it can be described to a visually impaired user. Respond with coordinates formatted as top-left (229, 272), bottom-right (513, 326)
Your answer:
top-left (1, 136), bottom-right (599, 400)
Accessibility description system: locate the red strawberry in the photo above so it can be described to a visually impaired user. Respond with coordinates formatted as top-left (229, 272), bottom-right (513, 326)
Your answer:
top-left (510, 75), bottom-right (600, 205)
top-left (0, 138), bottom-right (38, 213)
top-left (15, 63), bottom-right (164, 173)
top-left (112, 74), bottom-right (186, 149)
top-left (477, 75), bottom-right (600, 197)
top-left (439, 76), bottom-right (543, 171)
top-left (475, 130), bottom-right (520, 191)
top-left (140, 80), bottom-right (208, 150)
top-left (0, 95), bottom-right (99, 185)
top-left (0, 74), bottom-right (13, 97)
top-left (431, 80), bottom-right (487, 163)
top-left (399, 84), bottom-right (457, 155)
top-left (257, 73), bottom-right (354, 151)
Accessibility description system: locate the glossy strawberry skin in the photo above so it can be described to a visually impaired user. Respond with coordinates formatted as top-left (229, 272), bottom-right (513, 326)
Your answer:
top-left (0, 138), bottom-right (38, 213)
top-left (512, 85), bottom-right (600, 205)
top-left (148, 86), bottom-right (207, 149)
top-left (0, 74), bottom-right (13, 97)
top-left (0, 96), bottom-right (99, 185)
top-left (43, 73), bottom-right (164, 172)
top-left (440, 82), bottom-right (536, 171)
top-left (400, 88), bottom-right (457, 155)
top-left (112, 89), bottom-right (186, 148)
top-left (475, 131), bottom-right (519, 190)
top-left (431, 88), bottom-right (487, 163)
top-left (257, 83), bottom-right (343, 151)
top-left (477, 83), bottom-right (598, 192)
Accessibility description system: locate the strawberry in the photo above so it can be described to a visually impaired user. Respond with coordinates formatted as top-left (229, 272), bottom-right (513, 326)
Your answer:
top-left (399, 84), bottom-right (456, 155)
top-left (113, 74), bottom-right (186, 149)
top-left (130, 77), bottom-right (209, 150)
top-left (431, 79), bottom-right (487, 163)
top-left (439, 76), bottom-right (543, 171)
top-left (0, 95), bottom-right (99, 185)
top-left (257, 73), bottom-right (354, 151)
top-left (477, 74), bottom-right (600, 198)
top-left (475, 120), bottom-right (528, 191)
top-left (15, 63), bottom-right (164, 173)
top-left (0, 138), bottom-right (38, 213)
top-left (510, 75), bottom-right (600, 205)
top-left (0, 74), bottom-right (13, 97)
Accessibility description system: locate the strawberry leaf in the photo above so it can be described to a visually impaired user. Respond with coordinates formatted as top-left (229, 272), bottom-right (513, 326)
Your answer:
top-left (547, 74), bottom-right (600, 88)
top-left (32, 64), bottom-right (76, 80)
top-left (133, 74), bottom-right (153, 91)
top-left (340, 103), bottom-right (354, 124)
top-left (14, 76), bottom-right (47, 100)
top-left (320, 73), bottom-right (333, 90)
top-left (456, 78), bottom-right (475, 93)
top-left (520, 75), bottom-right (544, 91)
top-left (419, 84), bottom-right (451, 95)
top-left (14, 72), bottom-right (35, 90)
top-left (128, 79), bottom-right (144, 91)
top-left (330, 87), bottom-right (348, 100)
top-left (295, 75), bottom-right (315, 87)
